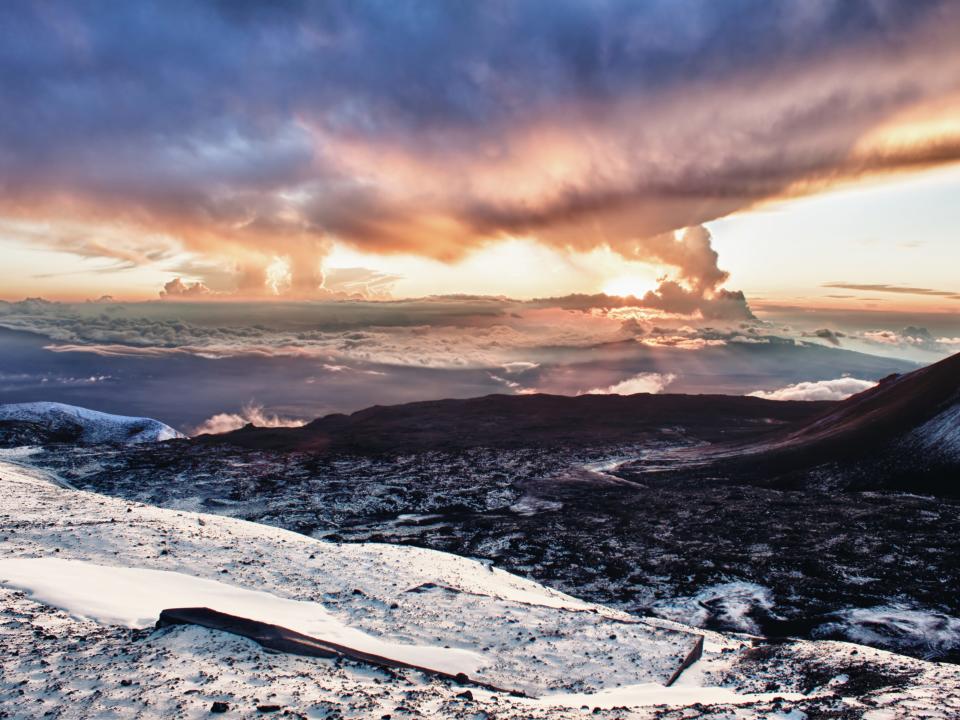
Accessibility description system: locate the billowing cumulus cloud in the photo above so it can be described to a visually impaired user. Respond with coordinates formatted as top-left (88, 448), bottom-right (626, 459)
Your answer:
top-left (526, 226), bottom-right (755, 320)
top-left (322, 268), bottom-right (402, 298)
top-left (2, 1), bottom-right (960, 296)
top-left (749, 377), bottom-right (876, 401)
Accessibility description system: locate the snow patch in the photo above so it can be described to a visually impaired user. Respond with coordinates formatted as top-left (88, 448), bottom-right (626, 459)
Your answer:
top-left (0, 445), bottom-right (41, 459)
top-left (0, 557), bottom-right (485, 676)
top-left (533, 681), bottom-right (805, 709)
top-left (582, 457), bottom-right (635, 475)
top-left (907, 402), bottom-right (960, 460)
top-left (509, 495), bottom-right (564, 515)
top-left (0, 402), bottom-right (182, 443)
top-left (652, 582), bottom-right (775, 634)
top-left (815, 605), bottom-right (960, 660)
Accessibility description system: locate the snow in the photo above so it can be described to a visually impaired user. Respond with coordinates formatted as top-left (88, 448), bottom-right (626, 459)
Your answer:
top-left (582, 457), bottom-right (635, 475)
top-left (815, 604), bottom-right (960, 660)
top-left (0, 401), bottom-right (183, 443)
top-left (0, 557), bottom-right (484, 676)
top-left (0, 446), bottom-right (40, 459)
top-left (652, 581), bottom-right (775, 634)
top-left (531, 681), bottom-right (804, 709)
top-left (908, 401), bottom-right (960, 460)
top-left (0, 457), bottom-right (703, 700)
top-left (2, 455), bottom-right (960, 718)
top-left (508, 494), bottom-right (564, 515)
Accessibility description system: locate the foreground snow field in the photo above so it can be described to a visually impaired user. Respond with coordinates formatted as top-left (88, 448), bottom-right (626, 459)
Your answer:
top-left (1, 457), bottom-right (959, 718)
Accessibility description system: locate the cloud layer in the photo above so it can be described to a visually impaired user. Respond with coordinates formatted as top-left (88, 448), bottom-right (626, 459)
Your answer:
top-left (0, 298), bottom-right (922, 429)
top-left (2, 1), bottom-right (960, 296)
top-left (749, 377), bottom-right (877, 401)
top-left (0, 295), bottom-right (768, 370)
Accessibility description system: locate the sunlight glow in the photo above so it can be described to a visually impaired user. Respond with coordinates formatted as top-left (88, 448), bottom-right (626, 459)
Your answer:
top-left (265, 256), bottom-right (292, 295)
top-left (602, 276), bottom-right (657, 299)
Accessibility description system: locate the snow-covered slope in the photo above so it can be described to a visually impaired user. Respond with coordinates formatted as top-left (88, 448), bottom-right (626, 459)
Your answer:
top-left (0, 401), bottom-right (182, 444)
top-left (1, 457), bottom-right (959, 718)
top-left (907, 402), bottom-right (960, 462)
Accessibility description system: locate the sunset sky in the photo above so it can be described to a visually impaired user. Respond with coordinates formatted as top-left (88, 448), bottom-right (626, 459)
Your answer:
top-left (2, 1), bottom-right (960, 306)
top-left (1, 1), bottom-right (959, 429)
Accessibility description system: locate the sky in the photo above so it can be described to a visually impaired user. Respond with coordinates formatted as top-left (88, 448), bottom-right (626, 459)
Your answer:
top-left (1, 1), bottom-right (959, 429)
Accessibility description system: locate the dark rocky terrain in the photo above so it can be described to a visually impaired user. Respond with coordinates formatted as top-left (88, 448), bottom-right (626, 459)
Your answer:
top-left (8, 442), bottom-right (959, 663)
top-left (3, 354), bottom-right (959, 663)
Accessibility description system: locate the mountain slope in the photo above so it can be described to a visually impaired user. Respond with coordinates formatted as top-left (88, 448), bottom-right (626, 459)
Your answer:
top-left (0, 401), bottom-right (183, 445)
top-left (769, 351), bottom-right (960, 455)
top-left (643, 351), bottom-right (960, 495)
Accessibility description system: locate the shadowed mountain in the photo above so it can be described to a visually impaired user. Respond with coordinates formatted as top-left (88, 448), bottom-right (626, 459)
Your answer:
top-left (195, 393), bottom-right (835, 454)
top-left (624, 351), bottom-right (960, 496)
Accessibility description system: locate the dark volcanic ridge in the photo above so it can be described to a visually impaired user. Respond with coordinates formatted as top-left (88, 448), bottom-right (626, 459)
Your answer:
top-left (194, 393), bottom-right (835, 453)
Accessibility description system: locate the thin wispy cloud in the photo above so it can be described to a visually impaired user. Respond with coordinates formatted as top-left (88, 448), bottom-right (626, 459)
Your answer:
top-left (823, 283), bottom-right (960, 298)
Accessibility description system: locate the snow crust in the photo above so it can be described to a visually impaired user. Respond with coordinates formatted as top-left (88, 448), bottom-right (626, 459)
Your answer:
top-left (0, 457), bottom-right (702, 701)
top-left (0, 557), bottom-right (483, 676)
top-left (2, 456), bottom-right (960, 718)
top-left (530, 681), bottom-right (800, 709)
top-left (0, 401), bottom-right (183, 443)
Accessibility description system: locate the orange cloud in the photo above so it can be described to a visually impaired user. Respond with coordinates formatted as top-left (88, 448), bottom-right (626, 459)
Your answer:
top-left (3, 1), bottom-right (960, 300)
